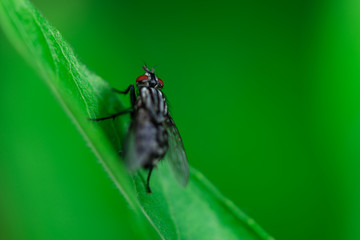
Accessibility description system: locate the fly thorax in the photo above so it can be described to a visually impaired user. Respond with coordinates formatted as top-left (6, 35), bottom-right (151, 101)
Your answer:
top-left (139, 87), bottom-right (167, 123)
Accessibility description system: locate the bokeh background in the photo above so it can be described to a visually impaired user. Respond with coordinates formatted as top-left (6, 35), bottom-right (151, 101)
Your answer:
top-left (1, 0), bottom-right (360, 239)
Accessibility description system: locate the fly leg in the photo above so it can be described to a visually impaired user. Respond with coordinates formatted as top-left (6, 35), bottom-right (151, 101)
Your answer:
top-left (146, 167), bottom-right (154, 194)
top-left (88, 108), bottom-right (132, 121)
top-left (113, 84), bottom-right (136, 108)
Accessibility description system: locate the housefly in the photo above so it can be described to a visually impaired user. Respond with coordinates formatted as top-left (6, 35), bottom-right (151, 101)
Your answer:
top-left (90, 65), bottom-right (189, 193)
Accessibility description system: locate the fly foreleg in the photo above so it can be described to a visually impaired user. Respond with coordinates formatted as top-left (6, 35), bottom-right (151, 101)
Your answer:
top-left (88, 108), bottom-right (132, 121)
top-left (113, 84), bottom-right (136, 108)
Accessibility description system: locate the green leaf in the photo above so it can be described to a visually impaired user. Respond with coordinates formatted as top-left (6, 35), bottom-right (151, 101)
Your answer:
top-left (0, 0), bottom-right (274, 239)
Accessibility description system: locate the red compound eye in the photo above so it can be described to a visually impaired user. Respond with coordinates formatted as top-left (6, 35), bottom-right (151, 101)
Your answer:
top-left (158, 78), bottom-right (164, 87)
top-left (136, 74), bottom-right (149, 82)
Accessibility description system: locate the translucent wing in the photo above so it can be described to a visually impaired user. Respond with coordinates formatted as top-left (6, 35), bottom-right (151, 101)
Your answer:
top-left (122, 122), bottom-right (142, 171)
top-left (123, 109), bottom-right (159, 171)
top-left (165, 116), bottom-right (189, 186)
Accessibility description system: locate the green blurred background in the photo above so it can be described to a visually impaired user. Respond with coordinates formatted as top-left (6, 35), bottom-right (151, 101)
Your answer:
top-left (1, 0), bottom-right (360, 239)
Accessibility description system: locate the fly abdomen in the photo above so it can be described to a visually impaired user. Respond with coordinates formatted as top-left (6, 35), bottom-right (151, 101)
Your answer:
top-left (128, 108), bottom-right (168, 169)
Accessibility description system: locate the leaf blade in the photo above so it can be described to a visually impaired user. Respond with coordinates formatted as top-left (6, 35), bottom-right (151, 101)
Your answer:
top-left (0, 0), bottom-right (275, 239)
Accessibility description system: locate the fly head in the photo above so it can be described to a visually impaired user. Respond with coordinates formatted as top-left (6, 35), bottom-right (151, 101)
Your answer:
top-left (136, 65), bottom-right (164, 89)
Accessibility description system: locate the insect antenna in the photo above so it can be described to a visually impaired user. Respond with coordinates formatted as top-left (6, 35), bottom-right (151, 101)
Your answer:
top-left (142, 65), bottom-right (151, 73)
top-left (150, 65), bottom-right (158, 73)
top-left (142, 64), bottom-right (157, 73)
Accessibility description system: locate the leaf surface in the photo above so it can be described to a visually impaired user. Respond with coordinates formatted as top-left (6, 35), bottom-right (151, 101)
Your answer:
top-left (0, 0), bottom-right (274, 239)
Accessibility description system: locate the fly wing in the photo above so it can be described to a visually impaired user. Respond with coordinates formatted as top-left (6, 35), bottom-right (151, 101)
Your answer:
top-left (122, 122), bottom-right (142, 171)
top-left (165, 116), bottom-right (189, 186)
top-left (123, 109), bottom-right (158, 171)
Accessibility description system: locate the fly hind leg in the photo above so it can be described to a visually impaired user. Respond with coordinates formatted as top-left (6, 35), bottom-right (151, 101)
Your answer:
top-left (146, 167), bottom-right (154, 194)
top-left (145, 154), bottom-right (162, 194)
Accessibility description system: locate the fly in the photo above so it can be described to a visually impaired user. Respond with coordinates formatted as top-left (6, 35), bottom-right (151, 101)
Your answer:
top-left (90, 65), bottom-right (189, 193)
